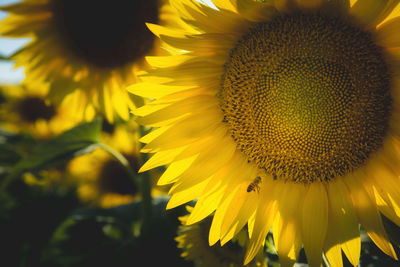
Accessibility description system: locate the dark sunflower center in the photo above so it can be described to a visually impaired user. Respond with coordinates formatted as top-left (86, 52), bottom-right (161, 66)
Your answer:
top-left (98, 155), bottom-right (139, 195)
top-left (51, 0), bottom-right (159, 68)
top-left (221, 14), bottom-right (392, 183)
top-left (16, 97), bottom-right (56, 123)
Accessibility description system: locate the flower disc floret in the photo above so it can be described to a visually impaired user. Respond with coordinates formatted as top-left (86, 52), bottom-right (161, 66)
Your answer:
top-left (221, 14), bottom-right (392, 183)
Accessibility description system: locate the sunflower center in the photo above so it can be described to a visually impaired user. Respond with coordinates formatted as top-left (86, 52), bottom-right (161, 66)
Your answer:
top-left (221, 14), bottom-right (391, 183)
top-left (16, 97), bottom-right (56, 123)
top-left (51, 0), bottom-right (159, 68)
top-left (98, 155), bottom-right (139, 195)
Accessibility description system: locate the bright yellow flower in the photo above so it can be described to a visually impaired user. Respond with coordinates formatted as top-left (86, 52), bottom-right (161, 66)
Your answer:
top-left (131, 0), bottom-right (400, 266)
top-left (0, 0), bottom-right (181, 122)
top-left (67, 120), bottom-right (163, 208)
top-left (176, 207), bottom-right (267, 267)
top-left (0, 83), bottom-right (80, 139)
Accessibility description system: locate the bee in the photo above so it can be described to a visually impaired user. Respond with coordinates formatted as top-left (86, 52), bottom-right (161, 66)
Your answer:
top-left (247, 176), bottom-right (262, 193)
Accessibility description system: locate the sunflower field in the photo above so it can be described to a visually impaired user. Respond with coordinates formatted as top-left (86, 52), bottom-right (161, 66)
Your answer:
top-left (1, 0), bottom-right (400, 266)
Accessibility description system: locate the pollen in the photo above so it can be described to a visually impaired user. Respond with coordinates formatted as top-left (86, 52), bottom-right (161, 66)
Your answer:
top-left (221, 14), bottom-right (392, 183)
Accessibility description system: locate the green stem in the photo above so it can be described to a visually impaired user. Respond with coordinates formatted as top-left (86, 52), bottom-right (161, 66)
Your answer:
top-left (99, 141), bottom-right (153, 231)
top-left (138, 125), bottom-right (152, 234)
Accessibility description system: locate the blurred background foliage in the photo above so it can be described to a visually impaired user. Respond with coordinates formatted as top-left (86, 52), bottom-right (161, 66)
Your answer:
top-left (0, 99), bottom-right (399, 266)
top-left (0, 114), bottom-right (193, 267)
top-left (1, 0), bottom-right (400, 266)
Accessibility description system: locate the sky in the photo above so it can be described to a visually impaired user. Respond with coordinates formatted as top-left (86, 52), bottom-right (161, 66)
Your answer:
top-left (0, 0), bottom-right (216, 84)
top-left (0, 0), bottom-right (26, 84)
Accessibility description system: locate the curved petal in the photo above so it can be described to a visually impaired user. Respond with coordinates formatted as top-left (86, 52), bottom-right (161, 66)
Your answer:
top-left (186, 184), bottom-right (225, 225)
top-left (234, 0), bottom-right (277, 22)
top-left (302, 182), bottom-right (328, 267)
top-left (137, 95), bottom-right (219, 127)
top-left (345, 173), bottom-right (398, 259)
top-left (350, 0), bottom-right (400, 27)
top-left (139, 146), bottom-right (187, 172)
top-left (157, 155), bottom-right (198, 185)
top-left (272, 182), bottom-right (305, 267)
top-left (127, 82), bottom-right (193, 100)
top-left (244, 178), bottom-right (278, 265)
top-left (376, 17), bottom-right (400, 47)
top-left (142, 109), bottom-right (223, 152)
top-left (326, 178), bottom-right (361, 266)
top-left (168, 135), bottom-right (237, 193)
top-left (166, 177), bottom-right (211, 209)
top-left (212, 0), bottom-right (237, 12)
top-left (220, 182), bottom-right (257, 240)
top-left (209, 182), bottom-right (239, 245)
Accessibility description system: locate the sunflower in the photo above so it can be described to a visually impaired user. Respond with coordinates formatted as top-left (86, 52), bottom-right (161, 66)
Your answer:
top-left (0, 83), bottom-right (79, 139)
top-left (0, 0), bottom-right (183, 122)
top-left (68, 120), bottom-right (164, 208)
top-left (176, 206), bottom-right (267, 267)
top-left (130, 0), bottom-right (400, 266)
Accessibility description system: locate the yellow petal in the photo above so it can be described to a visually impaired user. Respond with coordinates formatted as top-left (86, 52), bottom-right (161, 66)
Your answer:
top-left (367, 163), bottom-right (400, 226)
top-left (209, 184), bottom-right (238, 245)
top-left (168, 135), bottom-right (236, 194)
top-left (220, 181), bottom-right (258, 244)
top-left (160, 33), bottom-right (236, 56)
top-left (134, 102), bottom-right (171, 117)
top-left (350, 0), bottom-right (400, 27)
top-left (184, 2), bottom-right (248, 35)
top-left (139, 146), bottom-right (187, 172)
top-left (139, 126), bottom-right (171, 145)
top-left (166, 177), bottom-right (210, 209)
top-left (272, 182), bottom-right (304, 267)
top-left (137, 95), bottom-right (218, 127)
top-left (345, 174), bottom-right (398, 259)
top-left (379, 2), bottom-right (400, 25)
top-left (375, 0), bottom-right (400, 25)
top-left (173, 127), bottom-right (227, 162)
top-left (186, 185), bottom-right (225, 225)
top-left (169, 0), bottom-right (202, 23)
top-left (127, 82), bottom-right (193, 100)
top-left (200, 151), bottom-right (246, 195)
top-left (325, 242), bottom-right (343, 267)
top-left (145, 55), bottom-right (195, 68)
top-left (212, 0), bottom-right (237, 12)
top-left (146, 22), bottom-right (187, 38)
top-left (142, 109), bottom-right (223, 152)
top-left (157, 155), bottom-right (198, 185)
top-left (371, 185), bottom-right (400, 228)
top-left (100, 84), bottom-right (114, 123)
top-left (376, 17), bottom-right (400, 47)
top-left (244, 178), bottom-right (277, 264)
top-left (327, 178), bottom-right (361, 266)
top-left (234, 0), bottom-right (276, 22)
top-left (302, 182), bottom-right (328, 267)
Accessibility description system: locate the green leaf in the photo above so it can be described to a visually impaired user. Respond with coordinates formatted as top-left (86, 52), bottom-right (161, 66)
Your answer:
top-left (0, 143), bottom-right (21, 166)
top-left (9, 118), bottom-right (102, 177)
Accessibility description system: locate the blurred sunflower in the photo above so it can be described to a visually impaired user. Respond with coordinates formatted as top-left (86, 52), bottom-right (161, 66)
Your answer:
top-left (131, 0), bottom-right (400, 266)
top-left (0, 0), bottom-right (182, 122)
top-left (176, 207), bottom-right (267, 267)
top-left (0, 83), bottom-right (79, 139)
top-left (68, 120), bottom-right (163, 208)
